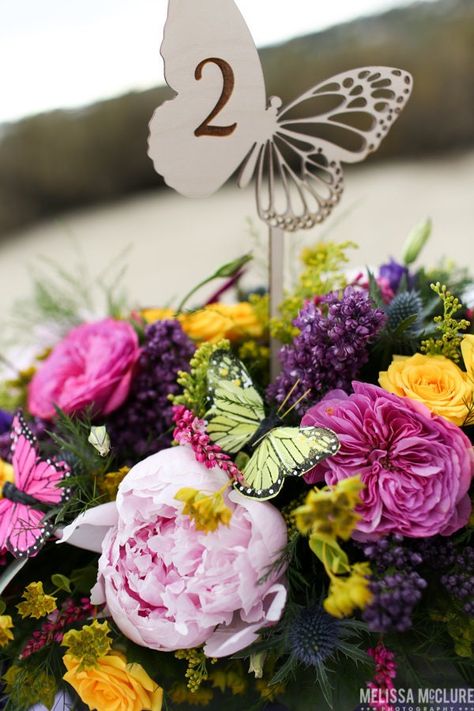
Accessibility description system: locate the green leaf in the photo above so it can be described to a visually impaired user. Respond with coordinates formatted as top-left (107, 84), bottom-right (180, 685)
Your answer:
top-left (309, 537), bottom-right (349, 574)
top-left (51, 574), bottom-right (72, 592)
top-left (0, 598), bottom-right (6, 614)
top-left (70, 564), bottom-right (99, 594)
top-left (213, 254), bottom-right (252, 279)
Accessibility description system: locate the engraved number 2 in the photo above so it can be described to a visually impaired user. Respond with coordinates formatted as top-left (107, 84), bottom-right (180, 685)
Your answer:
top-left (194, 58), bottom-right (237, 137)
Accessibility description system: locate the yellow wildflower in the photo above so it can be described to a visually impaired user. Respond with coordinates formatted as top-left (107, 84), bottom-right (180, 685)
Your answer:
top-left (63, 652), bottom-right (163, 711)
top-left (256, 679), bottom-right (286, 702)
top-left (175, 484), bottom-right (232, 533)
top-left (293, 476), bottom-right (364, 541)
top-left (210, 667), bottom-right (247, 695)
top-left (170, 683), bottom-right (213, 706)
top-left (0, 459), bottom-right (14, 498)
top-left (100, 466), bottom-right (130, 500)
top-left (16, 582), bottom-right (57, 619)
top-left (62, 619), bottom-right (112, 669)
top-left (0, 615), bottom-right (14, 647)
top-left (324, 563), bottom-right (373, 618)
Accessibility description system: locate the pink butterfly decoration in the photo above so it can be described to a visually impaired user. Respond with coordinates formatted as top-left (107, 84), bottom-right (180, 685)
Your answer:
top-left (0, 412), bottom-right (71, 558)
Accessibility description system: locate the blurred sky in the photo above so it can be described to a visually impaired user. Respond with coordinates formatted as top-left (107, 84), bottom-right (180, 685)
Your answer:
top-left (0, 0), bottom-right (435, 124)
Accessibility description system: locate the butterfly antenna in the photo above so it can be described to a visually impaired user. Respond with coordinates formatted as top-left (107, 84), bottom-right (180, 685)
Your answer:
top-left (277, 379), bottom-right (301, 416)
top-left (280, 388), bottom-right (312, 421)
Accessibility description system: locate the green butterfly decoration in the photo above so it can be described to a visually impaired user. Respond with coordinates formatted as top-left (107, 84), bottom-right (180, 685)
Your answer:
top-left (205, 350), bottom-right (340, 500)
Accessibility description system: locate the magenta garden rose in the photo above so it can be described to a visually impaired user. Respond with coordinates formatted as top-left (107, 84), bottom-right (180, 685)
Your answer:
top-left (302, 382), bottom-right (473, 539)
top-left (28, 318), bottom-right (140, 419)
top-left (64, 446), bottom-right (288, 657)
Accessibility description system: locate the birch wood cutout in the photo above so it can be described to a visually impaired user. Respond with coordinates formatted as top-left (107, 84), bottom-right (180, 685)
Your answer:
top-left (148, 0), bottom-right (413, 232)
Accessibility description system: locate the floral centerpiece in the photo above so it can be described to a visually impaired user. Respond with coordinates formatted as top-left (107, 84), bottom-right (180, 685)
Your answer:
top-left (0, 224), bottom-right (473, 711)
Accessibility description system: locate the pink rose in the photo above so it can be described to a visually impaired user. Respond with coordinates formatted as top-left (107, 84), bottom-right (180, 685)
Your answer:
top-left (88, 447), bottom-right (288, 657)
top-left (302, 382), bottom-right (473, 539)
top-left (28, 318), bottom-right (140, 419)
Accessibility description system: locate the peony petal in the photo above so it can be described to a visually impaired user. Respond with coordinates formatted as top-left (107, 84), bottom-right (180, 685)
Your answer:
top-left (57, 502), bottom-right (118, 553)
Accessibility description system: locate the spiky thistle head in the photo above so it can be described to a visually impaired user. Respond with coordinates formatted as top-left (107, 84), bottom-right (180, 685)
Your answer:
top-left (386, 290), bottom-right (423, 333)
top-left (288, 605), bottom-right (340, 667)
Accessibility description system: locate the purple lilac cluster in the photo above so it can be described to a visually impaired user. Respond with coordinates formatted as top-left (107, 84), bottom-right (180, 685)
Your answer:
top-left (415, 538), bottom-right (473, 616)
top-left (361, 536), bottom-right (427, 633)
top-left (440, 547), bottom-right (474, 616)
top-left (108, 320), bottom-right (194, 462)
top-left (268, 287), bottom-right (386, 410)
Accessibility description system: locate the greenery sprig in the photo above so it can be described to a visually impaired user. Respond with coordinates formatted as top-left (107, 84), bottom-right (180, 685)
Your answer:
top-left (421, 282), bottom-right (470, 362)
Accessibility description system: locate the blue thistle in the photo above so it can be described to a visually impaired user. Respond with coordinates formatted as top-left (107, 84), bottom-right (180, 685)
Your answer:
top-left (288, 605), bottom-right (340, 667)
top-left (386, 290), bottom-right (423, 333)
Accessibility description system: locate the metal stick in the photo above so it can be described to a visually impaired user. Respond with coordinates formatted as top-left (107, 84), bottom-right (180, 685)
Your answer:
top-left (269, 226), bottom-right (285, 381)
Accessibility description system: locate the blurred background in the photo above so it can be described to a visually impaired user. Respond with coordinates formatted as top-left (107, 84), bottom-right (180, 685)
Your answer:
top-left (0, 0), bottom-right (473, 316)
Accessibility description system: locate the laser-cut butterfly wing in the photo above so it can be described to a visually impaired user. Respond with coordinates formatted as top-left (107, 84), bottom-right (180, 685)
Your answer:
top-left (0, 413), bottom-right (71, 558)
top-left (250, 67), bottom-right (413, 231)
top-left (148, 0), bottom-right (275, 198)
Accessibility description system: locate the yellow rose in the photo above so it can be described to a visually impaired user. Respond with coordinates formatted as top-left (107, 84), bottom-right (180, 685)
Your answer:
top-left (180, 303), bottom-right (262, 343)
top-left (379, 353), bottom-right (474, 426)
top-left (63, 653), bottom-right (163, 711)
top-left (0, 459), bottom-right (14, 498)
top-left (461, 335), bottom-right (474, 383)
top-left (141, 308), bottom-right (176, 324)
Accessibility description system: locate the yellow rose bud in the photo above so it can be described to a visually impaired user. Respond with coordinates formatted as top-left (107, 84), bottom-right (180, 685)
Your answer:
top-left (63, 652), bottom-right (163, 711)
top-left (379, 353), bottom-right (474, 426)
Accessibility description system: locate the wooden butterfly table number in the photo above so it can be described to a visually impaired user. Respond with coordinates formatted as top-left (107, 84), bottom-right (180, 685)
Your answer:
top-left (147, 0), bottom-right (413, 375)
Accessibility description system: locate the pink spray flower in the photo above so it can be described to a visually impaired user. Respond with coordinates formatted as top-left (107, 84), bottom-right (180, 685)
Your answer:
top-left (302, 382), bottom-right (473, 539)
top-left (28, 318), bottom-right (140, 419)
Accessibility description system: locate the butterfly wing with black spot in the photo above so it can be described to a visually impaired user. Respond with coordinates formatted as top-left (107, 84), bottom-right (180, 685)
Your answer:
top-left (206, 350), bottom-right (265, 454)
top-left (234, 426), bottom-right (340, 500)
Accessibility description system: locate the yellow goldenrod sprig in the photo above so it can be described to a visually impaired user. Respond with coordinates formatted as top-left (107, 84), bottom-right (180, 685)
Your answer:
top-left (421, 283), bottom-right (470, 363)
top-left (175, 648), bottom-right (217, 693)
top-left (272, 240), bottom-right (357, 343)
top-left (171, 340), bottom-right (230, 417)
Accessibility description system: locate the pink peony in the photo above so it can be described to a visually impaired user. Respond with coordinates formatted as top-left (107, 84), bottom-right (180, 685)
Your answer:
top-left (302, 382), bottom-right (473, 539)
top-left (88, 447), bottom-right (288, 657)
top-left (28, 318), bottom-right (140, 419)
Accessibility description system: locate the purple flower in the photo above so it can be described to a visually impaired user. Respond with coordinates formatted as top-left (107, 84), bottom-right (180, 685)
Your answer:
top-left (108, 320), bottom-right (194, 462)
top-left (268, 287), bottom-right (386, 410)
top-left (0, 410), bottom-right (12, 435)
top-left (302, 382), bottom-right (473, 539)
top-left (379, 258), bottom-right (412, 293)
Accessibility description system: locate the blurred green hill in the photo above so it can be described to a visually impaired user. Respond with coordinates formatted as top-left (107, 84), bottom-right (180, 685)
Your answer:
top-left (0, 0), bottom-right (473, 237)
